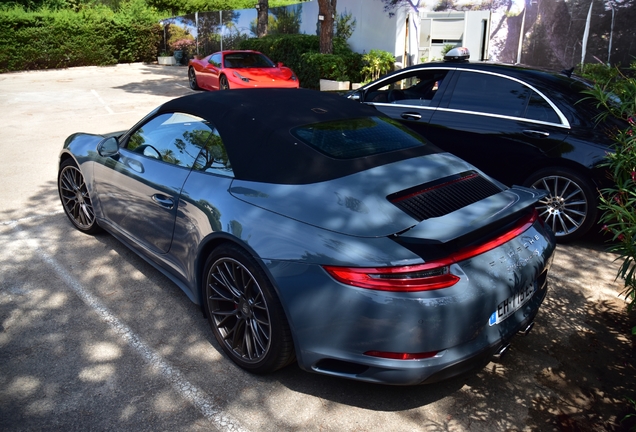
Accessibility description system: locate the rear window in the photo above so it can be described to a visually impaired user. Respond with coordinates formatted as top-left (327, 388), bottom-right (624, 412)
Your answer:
top-left (291, 117), bottom-right (427, 159)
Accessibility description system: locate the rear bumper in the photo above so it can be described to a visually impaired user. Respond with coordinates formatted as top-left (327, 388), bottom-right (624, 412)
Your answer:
top-left (269, 223), bottom-right (554, 385)
top-left (420, 311), bottom-right (538, 384)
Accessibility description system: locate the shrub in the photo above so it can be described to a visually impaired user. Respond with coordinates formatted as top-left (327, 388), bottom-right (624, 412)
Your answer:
top-left (581, 63), bottom-right (636, 313)
top-left (239, 34), bottom-right (362, 89)
top-left (0, 5), bottom-right (161, 72)
top-left (581, 62), bottom-right (636, 429)
top-left (361, 49), bottom-right (395, 82)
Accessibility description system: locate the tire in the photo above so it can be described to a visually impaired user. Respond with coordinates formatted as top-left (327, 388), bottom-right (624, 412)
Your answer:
top-left (219, 75), bottom-right (230, 90)
top-left (203, 244), bottom-right (295, 373)
top-left (188, 67), bottom-right (200, 90)
top-left (523, 167), bottom-right (598, 242)
top-left (58, 158), bottom-right (102, 234)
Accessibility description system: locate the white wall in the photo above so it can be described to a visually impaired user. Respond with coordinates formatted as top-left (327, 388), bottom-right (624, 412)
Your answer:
top-left (463, 11), bottom-right (491, 61)
top-left (297, 0), bottom-right (398, 56)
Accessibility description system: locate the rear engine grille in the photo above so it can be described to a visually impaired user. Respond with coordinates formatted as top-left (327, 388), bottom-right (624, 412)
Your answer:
top-left (388, 171), bottom-right (503, 221)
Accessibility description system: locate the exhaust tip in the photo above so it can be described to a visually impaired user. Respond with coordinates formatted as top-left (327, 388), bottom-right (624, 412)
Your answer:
top-left (519, 321), bottom-right (535, 336)
top-left (493, 343), bottom-right (511, 361)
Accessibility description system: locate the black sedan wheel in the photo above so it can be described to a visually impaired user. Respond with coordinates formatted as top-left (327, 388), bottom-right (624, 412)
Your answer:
top-left (524, 167), bottom-right (597, 242)
top-left (188, 67), bottom-right (200, 90)
top-left (203, 245), bottom-right (294, 373)
top-left (219, 75), bottom-right (230, 90)
top-left (58, 159), bottom-right (101, 234)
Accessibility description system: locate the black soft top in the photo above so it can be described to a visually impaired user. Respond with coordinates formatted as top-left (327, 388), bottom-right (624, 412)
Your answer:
top-left (158, 88), bottom-right (436, 184)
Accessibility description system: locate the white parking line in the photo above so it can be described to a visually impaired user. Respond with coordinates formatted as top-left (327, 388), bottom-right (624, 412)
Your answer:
top-left (91, 89), bottom-right (115, 114)
top-left (8, 219), bottom-right (249, 432)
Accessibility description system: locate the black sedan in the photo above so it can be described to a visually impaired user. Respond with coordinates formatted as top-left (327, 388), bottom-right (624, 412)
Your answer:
top-left (349, 48), bottom-right (623, 241)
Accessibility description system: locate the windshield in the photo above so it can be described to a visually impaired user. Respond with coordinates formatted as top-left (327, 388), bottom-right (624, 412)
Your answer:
top-left (223, 53), bottom-right (275, 68)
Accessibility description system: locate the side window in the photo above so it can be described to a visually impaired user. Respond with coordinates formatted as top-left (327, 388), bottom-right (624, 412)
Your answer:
top-left (448, 72), bottom-right (529, 117)
top-left (126, 113), bottom-right (213, 169)
top-left (193, 129), bottom-right (233, 176)
top-left (209, 53), bottom-right (222, 67)
top-left (525, 92), bottom-right (561, 123)
top-left (363, 70), bottom-right (449, 107)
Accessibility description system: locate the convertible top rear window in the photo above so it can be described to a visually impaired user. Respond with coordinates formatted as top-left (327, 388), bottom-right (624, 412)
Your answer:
top-left (292, 117), bottom-right (426, 159)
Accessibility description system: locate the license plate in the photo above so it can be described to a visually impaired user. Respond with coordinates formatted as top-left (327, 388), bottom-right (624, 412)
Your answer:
top-left (489, 282), bottom-right (536, 326)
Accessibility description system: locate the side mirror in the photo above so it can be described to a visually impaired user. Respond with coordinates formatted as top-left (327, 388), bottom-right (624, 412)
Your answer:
top-left (277, 62), bottom-right (284, 68)
top-left (347, 90), bottom-right (362, 101)
top-left (97, 136), bottom-right (119, 157)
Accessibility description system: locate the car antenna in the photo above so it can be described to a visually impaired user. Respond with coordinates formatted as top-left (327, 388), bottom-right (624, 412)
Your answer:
top-left (561, 67), bottom-right (575, 78)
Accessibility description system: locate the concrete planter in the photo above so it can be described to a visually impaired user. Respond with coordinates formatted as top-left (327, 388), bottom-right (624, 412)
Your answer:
top-left (157, 56), bottom-right (176, 66)
top-left (319, 79), bottom-right (350, 91)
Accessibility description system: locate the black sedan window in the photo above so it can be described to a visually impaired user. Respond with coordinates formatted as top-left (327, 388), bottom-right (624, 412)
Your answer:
top-left (449, 72), bottom-right (529, 117)
top-left (126, 113), bottom-right (214, 169)
top-left (525, 92), bottom-right (560, 123)
top-left (292, 117), bottom-right (428, 159)
top-left (363, 70), bottom-right (449, 106)
top-left (448, 71), bottom-right (560, 124)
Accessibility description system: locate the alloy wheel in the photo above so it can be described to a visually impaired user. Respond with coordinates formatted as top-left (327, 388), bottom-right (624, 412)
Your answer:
top-left (530, 175), bottom-right (588, 238)
top-left (219, 76), bottom-right (230, 90)
top-left (59, 164), bottom-right (97, 231)
top-left (206, 257), bottom-right (272, 363)
top-left (188, 68), bottom-right (199, 90)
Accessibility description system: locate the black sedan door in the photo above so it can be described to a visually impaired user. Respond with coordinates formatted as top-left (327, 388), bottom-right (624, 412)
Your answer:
top-left (361, 68), bottom-right (453, 134)
top-left (424, 70), bottom-right (571, 186)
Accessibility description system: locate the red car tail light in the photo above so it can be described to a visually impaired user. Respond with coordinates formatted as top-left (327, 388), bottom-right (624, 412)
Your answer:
top-left (323, 261), bottom-right (459, 292)
top-left (323, 209), bottom-right (538, 292)
top-left (364, 350), bottom-right (439, 360)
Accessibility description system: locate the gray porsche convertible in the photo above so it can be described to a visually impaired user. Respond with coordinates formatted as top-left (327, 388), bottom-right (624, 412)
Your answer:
top-left (58, 88), bottom-right (555, 385)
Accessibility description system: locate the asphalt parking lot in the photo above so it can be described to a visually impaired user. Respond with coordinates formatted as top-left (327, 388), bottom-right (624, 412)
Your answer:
top-left (1, 63), bottom-right (635, 431)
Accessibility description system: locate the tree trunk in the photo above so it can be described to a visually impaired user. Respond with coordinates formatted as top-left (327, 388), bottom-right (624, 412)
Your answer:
top-left (318, 0), bottom-right (337, 54)
top-left (257, 0), bottom-right (269, 38)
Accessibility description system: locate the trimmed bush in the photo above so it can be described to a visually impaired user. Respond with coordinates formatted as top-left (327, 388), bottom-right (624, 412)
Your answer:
top-left (239, 34), bottom-right (362, 89)
top-left (0, 6), bottom-right (161, 72)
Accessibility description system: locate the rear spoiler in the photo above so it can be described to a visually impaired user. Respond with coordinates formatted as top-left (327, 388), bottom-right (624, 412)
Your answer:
top-left (393, 186), bottom-right (547, 259)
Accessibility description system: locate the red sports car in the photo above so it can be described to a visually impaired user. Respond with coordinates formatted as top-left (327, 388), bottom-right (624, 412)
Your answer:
top-left (188, 50), bottom-right (300, 91)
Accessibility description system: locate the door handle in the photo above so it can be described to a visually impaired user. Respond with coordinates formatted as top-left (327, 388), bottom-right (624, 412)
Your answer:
top-left (152, 194), bottom-right (174, 209)
top-left (401, 112), bottom-right (422, 120)
top-left (523, 130), bottom-right (550, 138)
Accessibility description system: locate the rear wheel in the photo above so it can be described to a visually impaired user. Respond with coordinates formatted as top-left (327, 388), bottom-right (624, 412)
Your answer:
top-left (219, 75), bottom-right (230, 90)
top-left (523, 167), bottom-right (597, 242)
top-left (188, 67), bottom-right (200, 90)
top-left (58, 159), bottom-right (102, 234)
top-left (203, 244), bottom-right (294, 373)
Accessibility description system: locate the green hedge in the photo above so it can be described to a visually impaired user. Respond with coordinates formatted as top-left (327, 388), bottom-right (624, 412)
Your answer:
top-left (239, 34), bottom-right (363, 89)
top-left (0, 7), bottom-right (161, 72)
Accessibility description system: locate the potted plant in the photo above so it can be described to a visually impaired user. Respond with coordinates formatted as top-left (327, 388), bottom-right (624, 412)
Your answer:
top-left (360, 49), bottom-right (395, 83)
top-left (308, 54), bottom-right (351, 91)
top-left (157, 51), bottom-right (176, 66)
top-left (170, 39), bottom-right (195, 65)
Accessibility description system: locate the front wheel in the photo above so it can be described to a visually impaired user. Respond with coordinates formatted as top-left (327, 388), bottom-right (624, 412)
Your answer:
top-left (58, 158), bottom-right (102, 234)
top-left (203, 244), bottom-right (295, 373)
top-left (523, 167), bottom-right (598, 242)
top-left (188, 67), bottom-right (200, 90)
top-left (219, 75), bottom-right (230, 90)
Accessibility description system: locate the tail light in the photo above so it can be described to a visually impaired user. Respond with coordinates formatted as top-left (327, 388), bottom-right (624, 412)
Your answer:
top-left (364, 350), bottom-right (439, 360)
top-left (323, 261), bottom-right (459, 292)
top-left (323, 209), bottom-right (538, 292)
